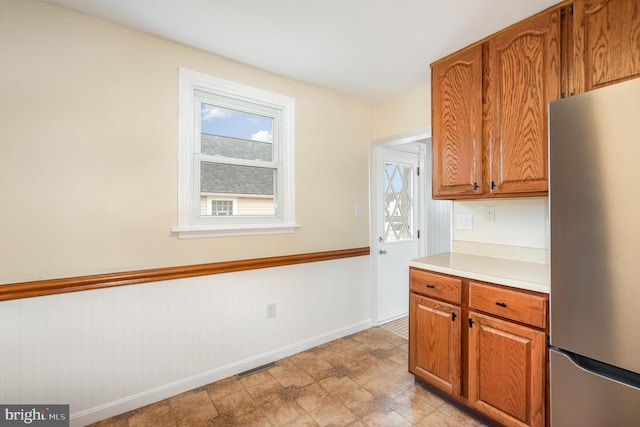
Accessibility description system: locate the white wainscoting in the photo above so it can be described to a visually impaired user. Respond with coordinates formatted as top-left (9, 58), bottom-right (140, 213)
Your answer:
top-left (0, 255), bottom-right (372, 426)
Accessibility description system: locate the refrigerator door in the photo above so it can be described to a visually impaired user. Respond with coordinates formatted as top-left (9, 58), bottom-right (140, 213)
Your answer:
top-left (549, 77), bottom-right (640, 373)
top-left (550, 349), bottom-right (640, 426)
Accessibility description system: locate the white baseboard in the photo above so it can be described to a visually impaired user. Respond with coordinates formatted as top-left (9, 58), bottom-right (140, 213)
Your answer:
top-left (71, 319), bottom-right (373, 426)
top-left (377, 312), bottom-right (409, 326)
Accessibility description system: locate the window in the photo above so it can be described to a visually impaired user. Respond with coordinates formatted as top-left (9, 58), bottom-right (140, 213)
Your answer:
top-left (173, 68), bottom-right (297, 238)
top-left (209, 200), bottom-right (234, 216)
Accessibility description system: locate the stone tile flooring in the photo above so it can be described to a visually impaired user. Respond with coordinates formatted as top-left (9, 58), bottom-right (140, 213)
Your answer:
top-left (89, 327), bottom-right (486, 426)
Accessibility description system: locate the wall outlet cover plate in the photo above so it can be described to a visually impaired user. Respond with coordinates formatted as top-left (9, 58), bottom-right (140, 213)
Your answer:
top-left (456, 213), bottom-right (473, 231)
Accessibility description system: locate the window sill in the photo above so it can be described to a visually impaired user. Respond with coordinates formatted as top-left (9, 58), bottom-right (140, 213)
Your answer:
top-left (171, 223), bottom-right (300, 239)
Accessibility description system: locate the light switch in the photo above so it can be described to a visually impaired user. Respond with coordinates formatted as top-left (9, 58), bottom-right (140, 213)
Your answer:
top-left (456, 213), bottom-right (473, 231)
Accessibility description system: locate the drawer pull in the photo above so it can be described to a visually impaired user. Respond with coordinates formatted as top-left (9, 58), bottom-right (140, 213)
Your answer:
top-left (495, 302), bottom-right (508, 308)
top-left (426, 284), bottom-right (436, 289)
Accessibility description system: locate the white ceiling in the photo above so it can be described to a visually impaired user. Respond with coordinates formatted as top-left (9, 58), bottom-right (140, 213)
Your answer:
top-left (41, 0), bottom-right (560, 102)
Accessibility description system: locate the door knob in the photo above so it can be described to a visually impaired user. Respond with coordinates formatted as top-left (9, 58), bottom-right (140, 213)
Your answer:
top-left (379, 249), bottom-right (387, 255)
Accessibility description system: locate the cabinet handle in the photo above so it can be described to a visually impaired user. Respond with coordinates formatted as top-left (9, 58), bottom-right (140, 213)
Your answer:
top-left (426, 284), bottom-right (436, 289)
top-left (473, 182), bottom-right (478, 190)
top-left (452, 312), bottom-right (457, 321)
top-left (495, 301), bottom-right (507, 308)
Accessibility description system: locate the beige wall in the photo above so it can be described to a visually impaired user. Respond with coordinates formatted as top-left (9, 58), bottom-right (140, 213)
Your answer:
top-left (0, 0), bottom-right (374, 283)
top-left (372, 84), bottom-right (431, 140)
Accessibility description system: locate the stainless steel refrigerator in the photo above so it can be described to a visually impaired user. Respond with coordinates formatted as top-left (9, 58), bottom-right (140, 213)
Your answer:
top-left (549, 77), bottom-right (640, 426)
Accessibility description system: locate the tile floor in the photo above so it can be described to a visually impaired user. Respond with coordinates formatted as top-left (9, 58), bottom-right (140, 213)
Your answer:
top-left (89, 327), bottom-right (486, 426)
top-left (380, 316), bottom-right (408, 340)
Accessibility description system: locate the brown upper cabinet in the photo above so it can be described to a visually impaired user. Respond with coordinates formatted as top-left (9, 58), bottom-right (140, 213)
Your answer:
top-left (432, 0), bottom-right (640, 200)
top-left (431, 45), bottom-right (483, 198)
top-left (485, 10), bottom-right (561, 195)
top-left (570, 0), bottom-right (640, 95)
top-left (432, 4), bottom-right (564, 199)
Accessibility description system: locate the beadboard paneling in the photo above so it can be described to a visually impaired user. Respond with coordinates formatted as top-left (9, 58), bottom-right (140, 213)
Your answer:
top-left (424, 138), bottom-right (452, 256)
top-left (0, 255), bottom-right (372, 426)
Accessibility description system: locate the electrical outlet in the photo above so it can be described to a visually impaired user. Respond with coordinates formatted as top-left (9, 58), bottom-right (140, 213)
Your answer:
top-left (487, 206), bottom-right (495, 221)
top-left (267, 303), bottom-right (277, 319)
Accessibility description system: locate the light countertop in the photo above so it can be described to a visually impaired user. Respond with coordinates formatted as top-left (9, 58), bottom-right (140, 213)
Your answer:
top-left (408, 252), bottom-right (550, 294)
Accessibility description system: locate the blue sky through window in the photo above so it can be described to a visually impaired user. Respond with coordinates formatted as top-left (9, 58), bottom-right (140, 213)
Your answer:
top-left (201, 103), bottom-right (273, 143)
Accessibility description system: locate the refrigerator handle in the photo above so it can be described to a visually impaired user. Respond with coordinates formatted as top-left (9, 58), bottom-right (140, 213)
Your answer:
top-left (554, 348), bottom-right (640, 389)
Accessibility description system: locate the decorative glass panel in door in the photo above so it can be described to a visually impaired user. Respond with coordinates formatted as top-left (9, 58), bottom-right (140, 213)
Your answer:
top-left (383, 162), bottom-right (413, 241)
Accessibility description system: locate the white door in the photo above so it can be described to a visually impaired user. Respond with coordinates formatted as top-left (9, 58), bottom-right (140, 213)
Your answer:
top-left (373, 145), bottom-right (421, 324)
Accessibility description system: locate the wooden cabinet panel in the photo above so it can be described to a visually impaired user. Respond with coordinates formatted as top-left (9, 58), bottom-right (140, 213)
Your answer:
top-left (468, 312), bottom-right (546, 427)
top-left (409, 293), bottom-right (461, 397)
top-left (469, 281), bottom-right (548, 329)
top-left (432, 44), bottom-right (483, 198)
top-left (409, 268), bottom-right (462, 304)
top-left (410, 268), bottom-right (549, 426)
top-left (572, 0), bottom-right (640, 94)
top-left (430, 0), bottom-right (640, 197)
top-left (486, 8), bottom-right (561, 195)
top-left (431, 4), bottom-right (567, 199)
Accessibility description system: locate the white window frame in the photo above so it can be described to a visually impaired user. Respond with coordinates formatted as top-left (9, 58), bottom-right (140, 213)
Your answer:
top-left (172, 68), bottom-right (298, 239)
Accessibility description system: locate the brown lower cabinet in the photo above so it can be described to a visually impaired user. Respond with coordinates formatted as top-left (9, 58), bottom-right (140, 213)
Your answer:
top-left (409, 293), bottom-right (462, 397)
top-left (409, 268), bottom-right (549, 427)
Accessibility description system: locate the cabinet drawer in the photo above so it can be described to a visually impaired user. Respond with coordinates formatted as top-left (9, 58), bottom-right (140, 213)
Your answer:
top-left (410, 269), bottom-right (461, 304)
top-left (469, 281), bottom-right (547, 329)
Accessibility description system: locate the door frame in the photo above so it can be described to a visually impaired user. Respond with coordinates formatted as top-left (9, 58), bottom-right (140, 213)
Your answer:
top-left (369, 128), bottom-right (430, 325)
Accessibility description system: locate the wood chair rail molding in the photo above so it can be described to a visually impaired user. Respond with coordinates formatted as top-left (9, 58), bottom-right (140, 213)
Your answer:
top-left (0, 247), bottom-right (370, 302)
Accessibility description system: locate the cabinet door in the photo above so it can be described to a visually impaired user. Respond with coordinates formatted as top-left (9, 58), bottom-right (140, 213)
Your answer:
top-left (486, 8), bottom-right (561, 195)
top-left (572, 0), bottom-right (640, 94)
top-left (468, 312), bottom-right (545, 427)
top-left (409, 293), bottom-right (461, 397)
top-left (431, 45), bottom-right (483, 199)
